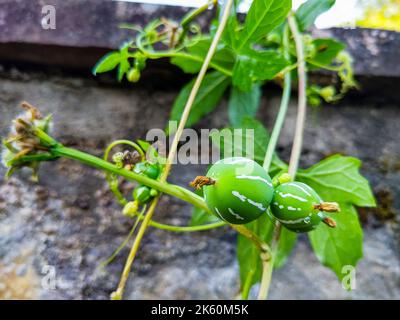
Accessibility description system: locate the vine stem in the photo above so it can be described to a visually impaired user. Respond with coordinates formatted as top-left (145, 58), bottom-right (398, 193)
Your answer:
top-left (112, 0), bottom-right (235, 300)
top-left (262, 24), bottom-right (292, 172)
top-left (138, 216), bottom-right (226, 232)
top-left (257, 14), bottom-right (307, 300)
top-left (287, 13), bottom-right (307, 178)
top-left (28, 128), bottom-right (269, 249)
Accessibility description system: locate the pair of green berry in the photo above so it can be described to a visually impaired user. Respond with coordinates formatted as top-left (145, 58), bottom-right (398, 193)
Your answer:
top-left (120, 160), bottom-right (160, 218)
top-left (132, 161), bottom-right (160, 204)
top-left (199, 157), bottom-right (338, 233)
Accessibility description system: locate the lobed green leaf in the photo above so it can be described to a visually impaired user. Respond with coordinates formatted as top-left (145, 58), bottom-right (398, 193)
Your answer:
top-left (232, 50), bottom-right (290, 91)
top-left (309, 38), bottom-right (346, 67)
top-left (169, 71), bottom-right (230, 131)
top-left (92, 52), bottom-right (121, 75)
top-left (238, 0), bottom-right (292, 51)
top-left (297, 155), bottom-right (376, 207)
top-left (296, 0), bottom-right (336, 31)
top-left (228, 84), bottom-right (261, 126)
top-left (308, 203), bottom-right (363, 281)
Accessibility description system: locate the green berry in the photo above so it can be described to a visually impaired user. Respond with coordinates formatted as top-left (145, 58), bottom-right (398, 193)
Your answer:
top-left (134, 162), bottom-right (160, 179)
top-left (272, 172), bottom-right (292, 187)
top-left (270, 182), bottom-right (325, 233)
top-left (150, 188), bottom-right (158, 197)
top-left (133, 185), bottom-right (151, 204)
top-left (127, 68), bottom-right (140, 83)
top-left (203, 157), bottom-right (274, 224)
top-left (112, 152), bottom-right (124, 168)
top-left (123, 201), bottom-right (139, 217)
top-left (320, 86), bottom-right (336, 102)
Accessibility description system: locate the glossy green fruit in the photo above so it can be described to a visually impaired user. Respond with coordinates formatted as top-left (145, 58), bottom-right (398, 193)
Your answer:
top-left (133, 185), bottom-right (151, 204)
top-left (134, 162), bottom-right (160, 179)
top-left (203, 157), bottom-right (273, 224)
top-left (270, 182), bottom-right (324, 233)
top-left (127, 68), bottom-right (140, 83)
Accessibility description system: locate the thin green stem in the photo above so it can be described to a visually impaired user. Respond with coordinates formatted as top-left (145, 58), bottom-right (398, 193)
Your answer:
top-left (100, 206), bottom-right (146, 269)
top-left (27, 130), bottom-right (267, 244)
top-left (139, 216), bottom-right (226, 232)
top-left (178, 0), bottom-right (217, 45)
top-left (102, 140), bottom-right (146, 206)
top-left (255, 23), bottom-right (292, 301)
top-left (257, 14), bottom-right (308, 301)
top-left (263, 26), bottom-right (292, 172)
top-left (288, 14), bottom-right (307, 178)
top-left (181, 0), bottom-right (217, 27)
top-left (50, 145), bottom-right (208, 211)
top-left (103, 140), bottom-right (145, 162)
top-left (257, 223), bottom-right (281, 300)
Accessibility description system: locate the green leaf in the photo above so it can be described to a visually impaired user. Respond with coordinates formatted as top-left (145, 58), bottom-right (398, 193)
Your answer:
top-left (211, 117), bottom-right (269, 164)
top-left (171, 38), bottom-right (235, 74)
top-left (232, 56), bottom-right (254, 91)
top-left (296, 155), bottom-right (373, 281)
top-left (117, 59), bottom-right (130, 82)
top-left (248, 50), bottom-right (291, 80)
top-left (228, 84), bottom-right (261, 126)
top-left (238, 0), bottom-right (292, 50)
top-left (297, 155), bottom-right (376, 207)
top-left (296, 0), bottom-right (336, 31)
top-left (92, 52), bottom-right (121, 75)
top-left (190, 206), bottom-right (220, 226)
top-left (232, 50), bottom-right (290, 91)
top-left (308, 203), bottom-right (363, 281)
top-left (210, 117), bottom-right (287, 176)
top-left (274, 227), bottom-right (297, 268)
top-left (309, 38), bottom-right (346, 67)
top-left (222, 15), bottom-right (240, 49)
top-left (169, 71), bottom-right (230, 130)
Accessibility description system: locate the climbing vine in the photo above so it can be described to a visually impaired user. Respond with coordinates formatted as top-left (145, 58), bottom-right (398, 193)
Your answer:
top-left (2, 0), bottom-right (375, 300)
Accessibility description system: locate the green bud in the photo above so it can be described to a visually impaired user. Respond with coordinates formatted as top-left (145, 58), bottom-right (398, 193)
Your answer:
top-left (122, 201), bottom-right (139, 218)
top-left (127, 68), bottom-right (140, 83)
top-left (112, 152), bottom-right (124, 168)
top-left (320, 86), bottom-right (336, 102)
top-left (150, 188), bottom-right (158, 197)
top-left (272, 172), bottom-right (292, 187)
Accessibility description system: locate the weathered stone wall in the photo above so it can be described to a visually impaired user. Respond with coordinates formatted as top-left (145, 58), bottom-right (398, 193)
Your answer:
top-left (0, 1), bottom-right (399, 300)
top-left (0, 67), bottom-right (399, 299)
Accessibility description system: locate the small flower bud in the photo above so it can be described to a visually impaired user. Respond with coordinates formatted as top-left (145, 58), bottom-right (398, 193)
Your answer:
top-left (272, 172), bottom-right (292, 187)
top-left (122, 201), bottom-right (139, 218)
top-left (150, 188), bottom-right (158, 197)
top-left (127, 68), bottom-right (140, 83)
top-left (112, 152), bottom-right (124, 168)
